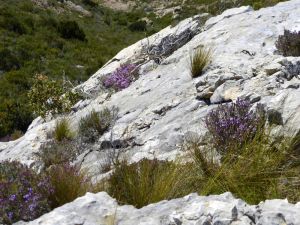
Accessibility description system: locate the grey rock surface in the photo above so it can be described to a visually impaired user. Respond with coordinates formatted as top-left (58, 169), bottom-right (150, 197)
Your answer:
top-left (16, 192), bottom-right (300, 225)
top-left (1, 0), bottom-right (300, 178)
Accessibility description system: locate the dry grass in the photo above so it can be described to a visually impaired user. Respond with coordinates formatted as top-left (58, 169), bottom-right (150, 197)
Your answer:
top-left (190, 46), bottom-right (213, 78)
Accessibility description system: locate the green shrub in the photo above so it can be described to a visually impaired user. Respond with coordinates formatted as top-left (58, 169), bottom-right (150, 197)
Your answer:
top-left (53, 118), bottom-right (74, 142)
top-left (276, 29), bottom-right (300, 57)
top-left (128, 20), bottom-right (147, 32)
top-left (189, 46), bottom-right (212, 78)
top-left (107, 159), bottom-right (192, 208)
top-left (57, 20), bottom-right (86, 41)
top-left (78, 108), bottom-right (115, 143)
top-left (28, 74), bottom-right (80, 118)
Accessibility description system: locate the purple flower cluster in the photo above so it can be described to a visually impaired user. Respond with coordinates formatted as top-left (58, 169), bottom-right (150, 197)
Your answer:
top-left (103, 64), bottom-right (137, 90)
top-left (205, 99), bottom-right (264, 154)
top-left (0, 161), bottom-right (53, 224)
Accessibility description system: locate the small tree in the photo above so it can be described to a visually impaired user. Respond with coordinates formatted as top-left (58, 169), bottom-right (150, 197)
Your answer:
top-left (28, 74), bottom-right (80, 118)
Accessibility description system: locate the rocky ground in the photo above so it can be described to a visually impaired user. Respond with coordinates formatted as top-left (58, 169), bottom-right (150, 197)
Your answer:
top-left (15, 192), bottom-right (300, 225)
top-left (1, 0), bottom-right (300, 223)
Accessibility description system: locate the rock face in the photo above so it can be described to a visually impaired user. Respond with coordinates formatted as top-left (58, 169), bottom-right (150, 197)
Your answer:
top-left (2, 0), bottom-right (300, 223)
top-left (2, 0), bottom-right (300, 170)
top-left (16, 192), bottom-right (300, 225)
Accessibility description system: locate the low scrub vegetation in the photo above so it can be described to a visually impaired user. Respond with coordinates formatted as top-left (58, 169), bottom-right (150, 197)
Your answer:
top-left (205, 98), bottom-right (264, 154)
top-left (190, 46), bottom-right (212, 78)
top-left (79, 108), bottom-right (116, 143)
top-left (28, 74), bottom-right (80, 118)
top-left (276, 29), bottom-right (300, 57)
top-left (36, 140), bottom-right (79, 168)
top-left (0, 161), bottom-right (53, 224)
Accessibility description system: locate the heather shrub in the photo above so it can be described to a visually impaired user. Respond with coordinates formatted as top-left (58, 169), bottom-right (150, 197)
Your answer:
top-left (36, 140), bottom-right (79, 168)
top-left (28, 74), bottom-right (81, 118)
top-left (53, 118), bottom-right (74, 142)
top-left (0, 161), bottom-right (53, 224)
top-left (78, 108), bottom-right (116, 143)
top-left (190, 46), bottom-right (212, 78)
top-left (107, 159), bottom-right (192, 208)
top-left (46, 163), bottom-right (92, 208)
top-left (205, 98), bottom-right (264, 154)
top-left (276, 29), bottom-right (300, 57)
top-left (102, 64), bottom-right (137, 91)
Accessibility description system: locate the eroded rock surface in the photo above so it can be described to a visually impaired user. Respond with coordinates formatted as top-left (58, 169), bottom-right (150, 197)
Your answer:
top-left (1, 0), bottom-right (300, 178)
top-left (16, 192), bottom-right (300, 225)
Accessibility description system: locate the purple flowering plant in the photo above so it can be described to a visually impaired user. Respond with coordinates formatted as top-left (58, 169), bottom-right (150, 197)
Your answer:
top-left (0, 161), bottom-right (53, 224)
top-left (103, 64), bottom-right (137, 91)
top-left (205, 99), bottom-right (264, 154)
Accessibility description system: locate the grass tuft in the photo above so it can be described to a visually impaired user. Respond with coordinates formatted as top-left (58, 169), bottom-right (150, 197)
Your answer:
top-left (107, 158), bottom-right (192, 208)
top-left (190, 46), bottom-right (212, 78)
top-left (53, 118), bottom-right (74, 142)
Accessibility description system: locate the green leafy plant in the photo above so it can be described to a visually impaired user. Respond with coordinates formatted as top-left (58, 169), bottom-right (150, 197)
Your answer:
top-left (53, 118), bottom-right (74, 142)
top-left (189, 46), bottom-right (212, 78)
top-left (28, 74), bottom-right (80, 118)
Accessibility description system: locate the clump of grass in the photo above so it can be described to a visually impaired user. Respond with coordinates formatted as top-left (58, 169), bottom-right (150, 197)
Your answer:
top-left (78, 108), bottom-right (116, 143)
top-left (107, 158), bottom-right (192, 208)
top-left (53, 118), bottom-right (74, 142)
top-left (189, 46), bottom-right (212, 78)
top-left (46, 163), bottom-right (93, 208)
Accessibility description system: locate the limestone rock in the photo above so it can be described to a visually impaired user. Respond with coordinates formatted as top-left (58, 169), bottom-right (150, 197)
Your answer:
top-left (16, 192), bottom-right (300, 225)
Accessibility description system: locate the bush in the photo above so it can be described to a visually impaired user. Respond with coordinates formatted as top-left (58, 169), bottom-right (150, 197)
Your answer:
top-left (0, 161), bottom-right (53, 224)
top-left (36, 140), bottom-right (79, 168)
top-left (46, 163), bottom-right (92, 208)
top-left (78, 108), bottom-right (115, 143)
top-left (102, 64), bottom-right (137, 91)
top-left (107, 159), bottom-right (192, 208)
top-left (57, 20), bottom-right (86, 41)
top-left (205, 98), bottom-right (264, 154)
top-left (128, 20), bottom-right (147, 32)
top-left (10, 130), bottom-right (24, 140)
top-left (276, 29), bottom-right (300, 57)
top-left (28, 74), bottom-right (80, 118)
top-left (53, 118), bottom-right (74, 142)
top-left (189, 46), bottom-right (212, 78)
